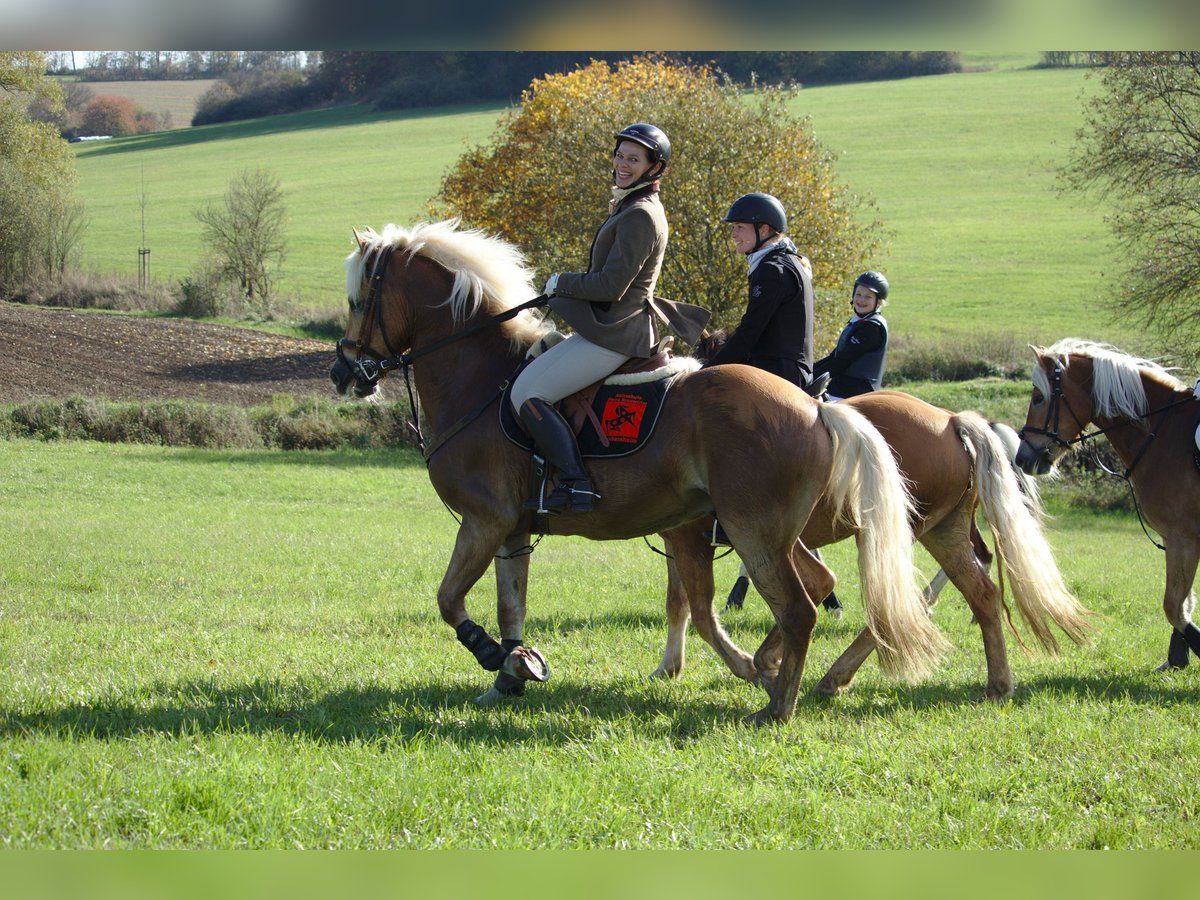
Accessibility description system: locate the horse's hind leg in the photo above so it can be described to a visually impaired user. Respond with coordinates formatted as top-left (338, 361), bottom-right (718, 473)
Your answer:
top-left (924, 523), bottom-right (1012, 700)
top-left (814, 628), bottom-right (877, 697)
top-left (742, 546), bottom-right (819, 724)
top-left (753, 541), bottom-right (835, 685)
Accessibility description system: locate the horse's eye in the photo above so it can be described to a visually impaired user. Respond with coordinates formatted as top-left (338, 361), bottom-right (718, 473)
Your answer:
top-left (1032, 390), bottom-right (1045, 404)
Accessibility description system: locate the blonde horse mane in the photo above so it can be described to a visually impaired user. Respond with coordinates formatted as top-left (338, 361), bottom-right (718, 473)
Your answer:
top-left (345, 219), bottom-right (548, 341)
top-left (1034, 337), bottom-right (1187, 421)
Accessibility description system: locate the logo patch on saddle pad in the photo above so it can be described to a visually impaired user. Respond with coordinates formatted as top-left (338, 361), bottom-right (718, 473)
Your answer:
top-left (501, 365), bottom-right (691, 459)
top-left (601, 393), bottom-right (649, 444)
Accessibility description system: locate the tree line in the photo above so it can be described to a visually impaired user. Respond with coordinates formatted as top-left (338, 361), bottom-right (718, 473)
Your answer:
top-left (45, 51), bottom-right (309, 81)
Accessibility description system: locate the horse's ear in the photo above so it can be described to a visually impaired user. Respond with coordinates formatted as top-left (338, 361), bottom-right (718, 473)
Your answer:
top-left (352, 228), bottom-right (368, 252)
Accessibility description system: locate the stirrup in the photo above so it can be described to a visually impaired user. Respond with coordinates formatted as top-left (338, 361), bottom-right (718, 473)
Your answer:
top-left (528, 480), bottom-right (599, 514)
top-left (710, 519), bottom-right (732, 546)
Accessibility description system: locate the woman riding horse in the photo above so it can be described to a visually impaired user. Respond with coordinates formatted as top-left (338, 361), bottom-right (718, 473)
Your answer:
top-left (332, 219), bottom-right (948, 724)
top-left (510, 122), bottom-right (708, 514)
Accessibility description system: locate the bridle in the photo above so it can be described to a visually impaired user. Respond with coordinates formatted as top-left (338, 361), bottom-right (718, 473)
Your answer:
top-left (333, 243), bottom-right (549, 454)
top-left (1019, 358), bottom-right (1194, 465)
top-left (335, 245), bottom-right (405, 390)
top-left (337, 244), bottom-right (548, 390)
top-left (1019, 357), bottom-right (1195, 551)
top-left (1016, 362), bottom-right (1085, 453)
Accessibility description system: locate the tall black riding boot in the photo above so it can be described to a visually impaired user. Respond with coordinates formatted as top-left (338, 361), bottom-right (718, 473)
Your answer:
top-left (519, 398), bottom-right (599, 513)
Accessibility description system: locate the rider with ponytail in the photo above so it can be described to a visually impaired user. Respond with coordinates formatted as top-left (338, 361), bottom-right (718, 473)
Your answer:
top-left (510, 122), bottom-right (709, 514)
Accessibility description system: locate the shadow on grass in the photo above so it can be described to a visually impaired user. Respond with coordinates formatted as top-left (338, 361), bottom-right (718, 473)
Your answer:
top-left (798, 668), bottom-right (1200, 718)
top-left (5, 666), bottom-right (1200, 747)
top-left (0, 676), bottom-right (743, 745)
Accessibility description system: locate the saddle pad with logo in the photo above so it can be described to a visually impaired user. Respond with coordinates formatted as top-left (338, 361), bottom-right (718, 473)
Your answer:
top-left (500, 371), bottom-right (683, 459)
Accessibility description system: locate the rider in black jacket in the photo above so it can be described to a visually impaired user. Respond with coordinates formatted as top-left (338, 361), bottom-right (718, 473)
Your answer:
top-left (703, 192), bottom-right (841, 617)
top-left (814, 271), bottom-right (890, 400)
top-left (702, 192), bottom-right (814, 389)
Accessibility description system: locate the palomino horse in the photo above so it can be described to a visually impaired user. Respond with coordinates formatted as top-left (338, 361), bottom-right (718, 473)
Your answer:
top-left (330, 219), bottom-right (947, 724)
top-left (1015, 338), bottom-right (1200, 670)
top-left (657, 390), bottom-right (1095, 700)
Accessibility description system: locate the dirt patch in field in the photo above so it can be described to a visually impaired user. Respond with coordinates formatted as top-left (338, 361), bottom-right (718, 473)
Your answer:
top-left (0, 303), bottom-right (338, 407)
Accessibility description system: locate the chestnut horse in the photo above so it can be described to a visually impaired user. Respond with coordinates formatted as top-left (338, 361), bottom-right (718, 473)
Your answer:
top-left (330, 220), bottom-right (947, 724)
top-left (657, 390), bottom-right (1095, 700)
top-left (1015, 338), bottom-right (1200, 671)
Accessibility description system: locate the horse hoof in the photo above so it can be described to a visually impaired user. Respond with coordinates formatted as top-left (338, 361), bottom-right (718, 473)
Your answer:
top-left (741, 707), bottom-right (779, 727)
top-left (983, 685), bottom-right (1015, 702)
top-left (474, 686), bottom-right (504, 705)
top-left (503, 646), bottom-right (551, 683)
top-left (814, 676), bottom-right (844, 697)
top-left (1154, 659), bottom-right (1188, 672)
top-left (474, 671), bottom-right (526, 705)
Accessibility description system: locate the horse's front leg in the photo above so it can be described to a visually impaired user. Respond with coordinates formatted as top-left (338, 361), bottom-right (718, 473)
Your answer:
top-left (438, 518), bottom-right (546, 699)
top-left (475, 532), bottom-right (549, 704)
top-left (652, 540), bottom-right (690, 679)
top-left (1160, 537), bottom-right (1200, 670)
top-left (663, 523), bottom-right (759, 682)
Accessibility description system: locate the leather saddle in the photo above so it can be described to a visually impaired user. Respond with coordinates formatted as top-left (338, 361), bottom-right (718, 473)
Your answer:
top-left (500, 336), bottom-right (688, 459)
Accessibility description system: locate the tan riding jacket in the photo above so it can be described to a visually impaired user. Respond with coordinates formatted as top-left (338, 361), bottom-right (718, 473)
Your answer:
top-left (551, 190), bottom-right (709, 358)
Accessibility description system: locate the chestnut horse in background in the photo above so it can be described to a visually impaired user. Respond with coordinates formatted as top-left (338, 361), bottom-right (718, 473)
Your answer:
top-left (330, 220), bottom-right (947, 725)
top-left (1015, 338), bottom-right (1200, 671)
top-left (657, 390), bottom-right (1095, 700)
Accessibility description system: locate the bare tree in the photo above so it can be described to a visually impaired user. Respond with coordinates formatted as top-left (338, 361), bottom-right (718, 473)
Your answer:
top-left (1062, 51), bottom-right (1200, 361)
top-left (194, 168), bottom-right (287, 311)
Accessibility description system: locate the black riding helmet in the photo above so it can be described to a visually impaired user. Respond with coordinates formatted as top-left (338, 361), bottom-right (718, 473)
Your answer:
top-left (614, 122), bottom-right (671, 166)
top-left (722, 192), bottom-right (788, 233)
top-left (723, 192), bottom-right (788, 253)
top-left (612, 123), bottom-right (670, 189)
top-left (853, 270), bottom-right (889, 302)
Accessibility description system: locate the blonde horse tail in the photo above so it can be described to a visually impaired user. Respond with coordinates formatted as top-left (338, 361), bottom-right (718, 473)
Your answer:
top-left (818, 401), bottom-right (950, 681)
top-left (989, 420), bottom-right (1044, 518)
top-left (955, 412), bottom-right (1096, 652)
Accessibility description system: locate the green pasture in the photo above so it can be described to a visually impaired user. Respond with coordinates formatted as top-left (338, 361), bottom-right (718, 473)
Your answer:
top-left (72, 63), bottom-right (1149, 355)
top-left (3, 438), bottom-right (1198, 849)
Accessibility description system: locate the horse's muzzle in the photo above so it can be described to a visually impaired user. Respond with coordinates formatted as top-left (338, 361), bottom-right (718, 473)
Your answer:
top-left (330, 343), bottom-right (380, 399)
top-left (1015, 438), bottom-right (1055, 476)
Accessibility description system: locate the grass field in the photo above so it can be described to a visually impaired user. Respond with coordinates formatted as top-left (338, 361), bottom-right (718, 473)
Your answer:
top-left (3, 438), bottom-right (1199, 849)
top-left (70, 62), bottom-right (1154, 357)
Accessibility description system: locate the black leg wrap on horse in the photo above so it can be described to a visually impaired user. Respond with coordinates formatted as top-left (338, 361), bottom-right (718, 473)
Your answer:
top-left (502, 638), bottom-right (523, 654)
top-left (1182, 622), bottom-right (1200, 659)
top-left (456, 619), bottom-right (508, 671)
top-left (1168, 628), bottom-right (1191, 668)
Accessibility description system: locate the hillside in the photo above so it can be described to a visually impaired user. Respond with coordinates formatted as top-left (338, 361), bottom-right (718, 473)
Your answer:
top-left (68, 65), bottom-right (1152, 355)
top-left (62, 79), bottom-right (219, 128)
top-left (0, 303), bottom-right (333, 407)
